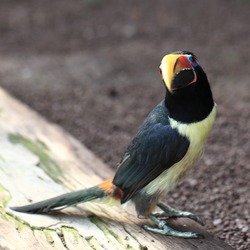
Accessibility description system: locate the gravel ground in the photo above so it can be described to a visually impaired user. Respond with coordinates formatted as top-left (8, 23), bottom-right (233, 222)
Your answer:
top-left (0, 1), bottom-right (249, 249)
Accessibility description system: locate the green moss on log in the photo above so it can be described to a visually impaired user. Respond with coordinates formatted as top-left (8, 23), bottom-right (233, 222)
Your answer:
top-left (0, 184), bottom-right (11, 208)
top-left (90, 216), bottom-right (134, 249)
top-left (8, 133), bottom-right (63, 184)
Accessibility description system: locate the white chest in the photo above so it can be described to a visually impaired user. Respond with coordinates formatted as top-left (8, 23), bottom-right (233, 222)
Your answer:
top-left (145, 105), bottom-right (216, 195)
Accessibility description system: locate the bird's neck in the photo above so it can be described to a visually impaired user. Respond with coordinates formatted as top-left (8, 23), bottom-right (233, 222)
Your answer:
top-left (164, 81), bottom-right (214, 124)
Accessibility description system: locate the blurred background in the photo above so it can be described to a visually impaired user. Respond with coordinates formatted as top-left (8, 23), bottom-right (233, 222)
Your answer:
top-left (0, 0), bottom-right (249, 249)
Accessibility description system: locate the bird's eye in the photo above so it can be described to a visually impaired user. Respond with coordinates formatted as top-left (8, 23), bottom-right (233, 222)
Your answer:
top-left (192, 56), bottom-right (198, 65)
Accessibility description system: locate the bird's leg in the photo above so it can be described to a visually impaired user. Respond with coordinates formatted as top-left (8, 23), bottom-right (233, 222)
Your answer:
top-left (143, 214), bottom-right (203, 238)
top-left (154, 202), bottom-right (204, 226)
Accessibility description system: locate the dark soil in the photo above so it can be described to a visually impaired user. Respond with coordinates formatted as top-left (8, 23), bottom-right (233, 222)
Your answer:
top-left (0, 1), bottom-right (249, 249)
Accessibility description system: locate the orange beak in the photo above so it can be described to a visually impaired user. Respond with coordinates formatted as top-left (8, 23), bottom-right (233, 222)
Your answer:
top-left (160, 54), bottom-right (197, 92)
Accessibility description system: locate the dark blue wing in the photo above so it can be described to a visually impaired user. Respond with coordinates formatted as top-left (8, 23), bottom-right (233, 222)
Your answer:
top-left (113, 123), bottom-right (189, 203)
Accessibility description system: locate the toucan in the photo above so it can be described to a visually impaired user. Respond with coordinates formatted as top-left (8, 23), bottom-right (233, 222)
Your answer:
top-left (11, 51), bottom-right (216, 238)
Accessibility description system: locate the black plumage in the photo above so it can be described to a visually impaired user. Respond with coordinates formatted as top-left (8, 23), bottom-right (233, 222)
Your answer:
top-left (113, 101), bottom-right (189, 203)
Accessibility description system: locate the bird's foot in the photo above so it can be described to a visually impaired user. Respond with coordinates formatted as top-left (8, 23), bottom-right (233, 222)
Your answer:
top-left (144, 214), bottom-right (203, 238)
top-left (155, 202), bottom-right (204, 226)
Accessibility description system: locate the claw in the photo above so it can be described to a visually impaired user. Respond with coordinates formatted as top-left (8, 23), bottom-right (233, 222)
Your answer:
top-left (145, 214), bottom-right (204, 239)
top-left (157, 202), bottom-right (204, 226)
top-left (144, 222), bottom-right (203, 238)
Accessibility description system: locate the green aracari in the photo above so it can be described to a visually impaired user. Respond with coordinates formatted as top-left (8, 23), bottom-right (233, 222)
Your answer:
top-left (11, 51), bottom-right (216, 238)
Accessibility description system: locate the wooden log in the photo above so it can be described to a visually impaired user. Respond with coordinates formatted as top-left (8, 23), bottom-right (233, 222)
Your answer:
top-left (0, 88), bottom-right (233, 250)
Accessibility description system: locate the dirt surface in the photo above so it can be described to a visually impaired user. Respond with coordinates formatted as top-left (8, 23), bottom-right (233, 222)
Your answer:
top-left (0, 0), bottom-right (249, 249)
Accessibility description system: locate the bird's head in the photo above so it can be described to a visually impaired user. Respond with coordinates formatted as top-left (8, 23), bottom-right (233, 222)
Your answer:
top-left (160, 51), bottom-right (214, 123)
top-left (160, 51), bottom-right (201, 94)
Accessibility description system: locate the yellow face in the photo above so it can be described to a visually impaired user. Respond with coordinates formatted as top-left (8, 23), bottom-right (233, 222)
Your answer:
top-left (160, 53), bottom-right (197, 92)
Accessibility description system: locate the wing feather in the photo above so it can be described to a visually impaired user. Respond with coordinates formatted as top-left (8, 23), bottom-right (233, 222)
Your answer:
top-left (113, 124), bottom-right (189, 203)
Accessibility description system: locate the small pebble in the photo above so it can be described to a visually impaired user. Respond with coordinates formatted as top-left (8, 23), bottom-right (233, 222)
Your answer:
top-left (213, 218), bottom-right (222, 226)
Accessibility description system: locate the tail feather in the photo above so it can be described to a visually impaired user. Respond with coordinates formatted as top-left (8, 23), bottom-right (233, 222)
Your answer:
top-left (11, 185), bottom-right (106, 214)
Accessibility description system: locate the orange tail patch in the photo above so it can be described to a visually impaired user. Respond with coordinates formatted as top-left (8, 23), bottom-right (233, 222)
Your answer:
top-left (98, 179), bottom-right (122, 201)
